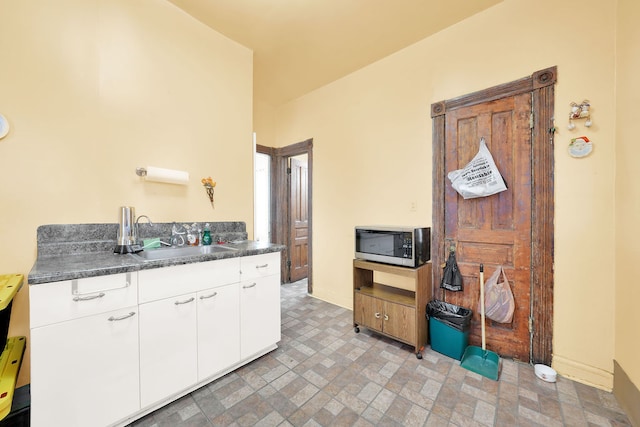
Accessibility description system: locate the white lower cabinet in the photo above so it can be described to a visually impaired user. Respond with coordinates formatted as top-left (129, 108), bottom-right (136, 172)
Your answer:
top-left (30, 273), bottom-right (139, 427)
top-left (197, 283), bottom-right (240, 380)
top-left (240, 252), bottom-right (281, 359)
top-left (240, 276), bottom-right (280, 359)
top-left (30, 252), bottom-right (281, 427)
top-left (139, 291), bottom-right (198, 407)
top-left (30, 306), bottom-right (140, 427)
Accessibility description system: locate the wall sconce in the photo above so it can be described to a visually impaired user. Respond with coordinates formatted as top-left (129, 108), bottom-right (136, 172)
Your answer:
top-left (567, 100), bottom-right (592, 130)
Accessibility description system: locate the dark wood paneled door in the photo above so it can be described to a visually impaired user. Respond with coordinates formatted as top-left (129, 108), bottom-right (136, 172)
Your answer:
top-left (289, 157), bottom-right (309, 282)
top-left (439, 93), bottom-right (532, 361)
top-left (432, 67), bottom-right (556, 364)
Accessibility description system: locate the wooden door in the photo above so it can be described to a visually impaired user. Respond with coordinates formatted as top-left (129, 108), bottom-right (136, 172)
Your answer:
top-left (289, 157), bottom-right (309, 282)
top-left (438, 93), bottom-right (532, 361)
top-left (269, 139), bottom-right (313, 292)
top-left (432, 67), bottom-right (556, 364)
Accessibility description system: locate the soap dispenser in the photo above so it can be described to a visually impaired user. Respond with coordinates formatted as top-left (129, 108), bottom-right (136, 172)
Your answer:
top-left (202, 223), bottom-right (212, 246)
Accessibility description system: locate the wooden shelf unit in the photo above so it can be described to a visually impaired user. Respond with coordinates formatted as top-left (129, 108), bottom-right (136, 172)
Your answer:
top-left (353, 259), bottom-right (432, 358)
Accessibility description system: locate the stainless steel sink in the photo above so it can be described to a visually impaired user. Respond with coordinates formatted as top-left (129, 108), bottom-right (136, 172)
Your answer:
top-left (131, 245), bottom-right (237, 261)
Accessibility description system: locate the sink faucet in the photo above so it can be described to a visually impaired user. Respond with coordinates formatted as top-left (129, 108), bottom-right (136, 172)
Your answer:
top-left (171, 223), bottom-right (186, 247)
top-left (135, 215), bottom-right (153, 244)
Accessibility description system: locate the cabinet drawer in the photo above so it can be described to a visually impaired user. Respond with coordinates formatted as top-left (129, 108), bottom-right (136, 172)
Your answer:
top-left (139, 257), bottom-right (240, 303)
top-left (30, 272), bottom-right (137, 328)
top-left (240, 252), bottom-right (280, 280)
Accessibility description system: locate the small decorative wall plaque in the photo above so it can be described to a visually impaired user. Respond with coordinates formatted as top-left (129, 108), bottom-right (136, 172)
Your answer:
top-left (568, 136), bottom-right (593, 158)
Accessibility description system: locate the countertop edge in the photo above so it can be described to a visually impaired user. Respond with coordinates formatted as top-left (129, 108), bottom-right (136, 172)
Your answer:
top-left (28, 244), bottom-right (286, 285)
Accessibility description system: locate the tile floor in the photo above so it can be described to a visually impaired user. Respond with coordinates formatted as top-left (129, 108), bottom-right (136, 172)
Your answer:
top-left (128, 280), bottom-right (632, 427)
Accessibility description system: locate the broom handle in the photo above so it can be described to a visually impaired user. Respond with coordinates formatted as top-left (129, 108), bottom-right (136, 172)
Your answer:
top-left (480, 264), bottom-right (486, 351)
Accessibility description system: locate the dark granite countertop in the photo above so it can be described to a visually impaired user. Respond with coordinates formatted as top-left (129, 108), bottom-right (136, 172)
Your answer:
top-left (29, 240), bottom-right (285, 285)
top-left (28, 222), bottom-right (285, 285)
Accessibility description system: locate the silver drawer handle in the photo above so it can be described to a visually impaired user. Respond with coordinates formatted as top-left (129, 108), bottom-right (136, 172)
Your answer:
top-left (384, 314), bottom-right (389, 321)
top-left (108, 312), bottom-right (136, 321)
top-left (199, 292), bottom-right (218, 300)
top-left (255, 264), bottom-right (269, 269)
top-left (73, 292), bottom-right (105, 302)
top-left (174, 297), bottom-right (195, 305)
top-left (243, 282), bottom-right (257, 289)
top-left (374, 312), bottom-right (381, 319)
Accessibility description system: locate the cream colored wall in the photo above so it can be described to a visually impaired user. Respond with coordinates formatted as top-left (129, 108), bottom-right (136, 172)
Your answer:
top-left (270, 0), bottom-right (618, 389)
top-left (0, 0), bottom-right (253, 386)
top-left (615, 0), bottom-right (640, 394)
top-left (254, 98), bottom-right (278, 148)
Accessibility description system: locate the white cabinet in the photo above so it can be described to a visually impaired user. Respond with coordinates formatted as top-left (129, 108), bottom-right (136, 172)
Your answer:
top-left (29, 251), bottom-right (280, 427)
top-left (240, 252), bottom-right (281, 359)
top-left (137, 257), bottom-right (241, 407)
top-left (197, 283), bottom-right (240, 380)
top-left (30, 273), bottom-right (139, 427)
top-left (139, 291), bottom-right (198, 407)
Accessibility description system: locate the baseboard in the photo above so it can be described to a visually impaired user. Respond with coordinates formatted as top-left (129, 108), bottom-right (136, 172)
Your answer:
top-left (552, 354), bottom-right (613, 391)
top-left (614, 360), bottom-right (640, 427)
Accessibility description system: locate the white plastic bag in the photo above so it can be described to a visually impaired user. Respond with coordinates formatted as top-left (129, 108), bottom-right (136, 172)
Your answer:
top-left (447, 138), bottom-right (507, 199)
top-left (477, 266), bottom-right (515, 324)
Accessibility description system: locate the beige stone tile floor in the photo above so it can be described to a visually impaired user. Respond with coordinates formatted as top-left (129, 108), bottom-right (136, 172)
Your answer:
top-left (128, 280), bottom-right (632, 427)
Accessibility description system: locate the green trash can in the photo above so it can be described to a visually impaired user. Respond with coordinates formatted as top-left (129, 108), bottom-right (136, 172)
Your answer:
top-left (426, 300), bottom-right (472, 361)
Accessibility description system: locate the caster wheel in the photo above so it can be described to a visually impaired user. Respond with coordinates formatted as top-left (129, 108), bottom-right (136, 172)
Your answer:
top-left (416, 352), bottom-right (423, 360)
top-left (354, 326), bottom-right (360, 333)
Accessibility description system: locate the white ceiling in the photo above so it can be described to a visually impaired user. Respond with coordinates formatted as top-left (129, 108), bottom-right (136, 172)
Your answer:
top-left (168, 0), bottom-right (502, 106)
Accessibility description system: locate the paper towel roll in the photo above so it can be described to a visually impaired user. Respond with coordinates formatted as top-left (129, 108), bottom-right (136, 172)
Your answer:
top-left (143, 166), bottom-right (189, 185)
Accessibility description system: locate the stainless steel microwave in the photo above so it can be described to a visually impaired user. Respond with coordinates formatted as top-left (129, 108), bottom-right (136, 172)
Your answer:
top-left (355, 226), bottom-right (430, 268)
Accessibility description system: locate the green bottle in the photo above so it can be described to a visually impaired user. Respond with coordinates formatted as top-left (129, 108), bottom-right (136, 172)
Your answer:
top-left (202, 223), bottom-right (212, 246)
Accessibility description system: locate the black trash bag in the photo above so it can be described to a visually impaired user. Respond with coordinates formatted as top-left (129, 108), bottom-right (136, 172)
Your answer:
top-left (426, 300), bottom-right (473, 332)
top-left (440, 250), bottom-right (463, 291)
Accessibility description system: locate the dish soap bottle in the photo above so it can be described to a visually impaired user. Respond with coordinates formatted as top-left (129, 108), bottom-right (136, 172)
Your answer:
top-left (202, 223), bottom-right (212, 246)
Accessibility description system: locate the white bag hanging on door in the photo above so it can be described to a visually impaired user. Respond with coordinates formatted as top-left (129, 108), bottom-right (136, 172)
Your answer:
top-left (477, 266), bottom-right (515, 324)
top-left (447, 137), bottom-right (508, 199)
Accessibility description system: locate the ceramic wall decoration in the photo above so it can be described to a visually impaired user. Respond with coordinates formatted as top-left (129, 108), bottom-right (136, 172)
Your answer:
top-left (568, 136), bottom-right (593, 158)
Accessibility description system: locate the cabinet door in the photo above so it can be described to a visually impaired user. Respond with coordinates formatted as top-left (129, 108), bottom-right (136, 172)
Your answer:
top-left (30, 307), bottom-right (139, 427)
top-left (354, 292), bottom-right (383, 332)
top-left (383, 302), bottom-right (416, 345)
top-left (139, 292), bottom-right (198, 408)
top-left (197, 283), bottom-right (240, 381)
top-left (240, 275), bottom-right (280, 359)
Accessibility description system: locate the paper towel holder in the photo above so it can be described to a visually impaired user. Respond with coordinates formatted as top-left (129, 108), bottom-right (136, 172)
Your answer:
top-left (135, 166), bottom-right (190, 185)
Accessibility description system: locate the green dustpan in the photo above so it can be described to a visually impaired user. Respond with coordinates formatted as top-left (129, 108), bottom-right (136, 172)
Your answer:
top-left (460, 345), bottom-right (500, 380)
top-left (460, 264), bottom-right (500, 380)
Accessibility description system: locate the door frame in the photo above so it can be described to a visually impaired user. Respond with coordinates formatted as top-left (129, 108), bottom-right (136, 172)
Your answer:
top-left (431, 66), bottom-right (556, 364)
top-left (258, 139), bottom-right (313, 293)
